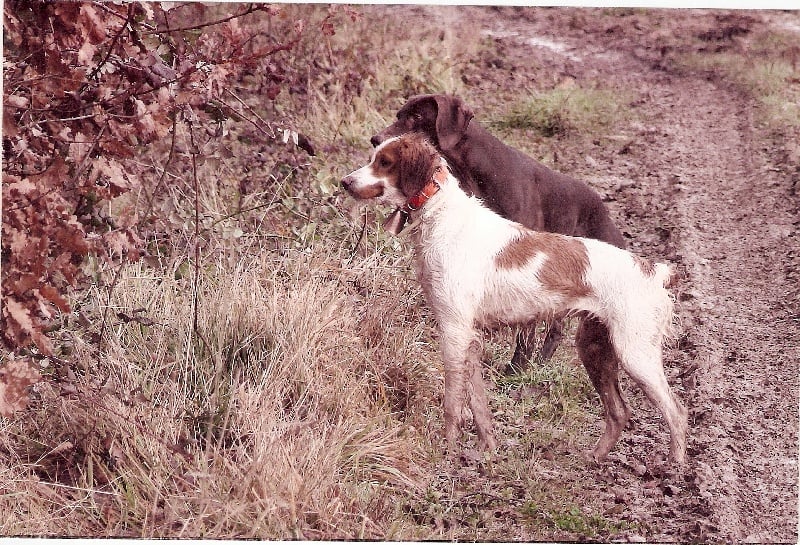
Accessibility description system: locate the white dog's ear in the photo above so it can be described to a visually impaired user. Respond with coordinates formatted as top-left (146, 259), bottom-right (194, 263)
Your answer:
top-left (397, 137), bottom-right (439, 199)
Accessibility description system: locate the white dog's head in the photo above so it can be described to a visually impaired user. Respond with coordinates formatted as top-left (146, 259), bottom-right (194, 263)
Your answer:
top-left (341, 133), bottom-right (441, 209)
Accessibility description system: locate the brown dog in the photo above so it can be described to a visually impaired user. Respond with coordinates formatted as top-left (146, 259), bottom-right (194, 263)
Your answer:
top-left (372, 95), bottom-right (634, 461)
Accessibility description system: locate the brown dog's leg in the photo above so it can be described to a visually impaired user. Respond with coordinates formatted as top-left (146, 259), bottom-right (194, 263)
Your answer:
top-left (575, 317), bottom-right (631, 462)
top-left (506, 320), bottom-right (564, 375)
top-left (539, 319), bottom-right (564, 362)
top-left (507, 326), bottom-right (538, 375)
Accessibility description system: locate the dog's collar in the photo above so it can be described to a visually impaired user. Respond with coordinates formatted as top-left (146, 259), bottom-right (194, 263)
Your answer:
top-left (383, 165), bottom-right (447, 235)
top-left (406, 178), bottom-right (441, 211)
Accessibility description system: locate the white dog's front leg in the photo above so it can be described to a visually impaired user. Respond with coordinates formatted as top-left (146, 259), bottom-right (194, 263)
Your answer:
top-left (439, 323), bottom-right (473, 448)
top-left (439, 321), bottom-right (497, 451)
top-left (465, 338), bottom-right (497, 451)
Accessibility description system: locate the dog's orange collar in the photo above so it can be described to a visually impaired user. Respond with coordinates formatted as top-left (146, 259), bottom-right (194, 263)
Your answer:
top-left (383, 165), bottom-right (447, 235)
top-left (405, 164), bottom-right (447, 211)
top-left (405, 179), bottom-right (441, 211)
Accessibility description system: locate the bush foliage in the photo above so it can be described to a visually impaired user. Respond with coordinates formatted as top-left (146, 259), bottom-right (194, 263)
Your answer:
top-left (1, 1), bottom-right (343, 413)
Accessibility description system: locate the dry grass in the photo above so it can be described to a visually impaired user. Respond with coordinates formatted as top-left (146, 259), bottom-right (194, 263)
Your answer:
top-left (0, 5), bottom-right (600, 539)
top-left (1, 245), bottom-right (436, 538)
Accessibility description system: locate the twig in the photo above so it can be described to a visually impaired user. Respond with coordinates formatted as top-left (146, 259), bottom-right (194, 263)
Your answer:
top-left (141, 3), bottom-right (258, 36)
top-left (221, 89), bottom-right (277, 139)
top-left (34, 480), bottom-right (120, 497)
top-left (216, 90), bottom-right (315, 155)
top-left (347, 207), bottom-right (368, 263)
top-left (86, 3), bottom-right (136, 82)
top-left (137, 114), bottom-right (179, 228)
top-left (97, 260), bottom-right (127, 352)
top-left (185, 107), bottom-right (202, 335)
top-left (209, 201), bottom-right (279, 228)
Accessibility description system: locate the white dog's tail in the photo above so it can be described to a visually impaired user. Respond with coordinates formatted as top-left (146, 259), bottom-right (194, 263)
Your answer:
top-left (653, 262), bottom-right (678, 344)
top-left (654, 262), bottom-right (674, 289)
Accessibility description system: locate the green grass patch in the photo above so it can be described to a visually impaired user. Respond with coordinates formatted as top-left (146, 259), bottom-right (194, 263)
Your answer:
top-left (673, 30), bottom-right (800, 129)
top-left (496, 332), bottom-right (596, 428)
top-left (521, 502), bottom-right (636, 538)
top-left (489, 87), bottom-right (631, 138)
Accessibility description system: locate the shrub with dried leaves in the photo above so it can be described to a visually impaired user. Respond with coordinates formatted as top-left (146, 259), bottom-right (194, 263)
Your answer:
top-left (1, 1), bottom-right (302, 357)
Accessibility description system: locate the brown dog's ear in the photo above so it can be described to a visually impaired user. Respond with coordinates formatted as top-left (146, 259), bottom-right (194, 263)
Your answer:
top-left (433, 95), bottom-right (474, 151)
top-left (396, 136), bottom-right (439, 199)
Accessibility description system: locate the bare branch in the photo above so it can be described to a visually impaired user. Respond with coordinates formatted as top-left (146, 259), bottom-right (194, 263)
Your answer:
top-left (141, 3), bottom-right (259, 36)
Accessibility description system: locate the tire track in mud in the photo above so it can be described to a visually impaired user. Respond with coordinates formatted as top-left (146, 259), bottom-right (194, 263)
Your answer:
top-left (561, 36), bottom-right (800, 545)
top-left (519, 15), bottom-right (800, 542)
top-left (445, 7), bottom-right (800, 542)
top-left (646, 78), bottom-right (799, 542)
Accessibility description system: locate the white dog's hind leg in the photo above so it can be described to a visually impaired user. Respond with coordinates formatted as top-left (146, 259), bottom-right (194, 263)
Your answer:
top-left (616, 340), bottom-right (688, 463)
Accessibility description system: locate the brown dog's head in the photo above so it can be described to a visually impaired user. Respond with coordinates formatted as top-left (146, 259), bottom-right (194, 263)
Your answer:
top-left (342, 133), bottom-right (441, 208)
top-left (370, 94), bottom-right (474, 152)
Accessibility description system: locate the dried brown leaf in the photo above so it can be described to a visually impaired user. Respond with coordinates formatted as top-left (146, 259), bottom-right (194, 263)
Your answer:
top-left (4, 298), bottom-right (36, 337)
top-left (0, 357), bottom-right (42, 417)
top-left (38, 284), bottom-right (71, 314)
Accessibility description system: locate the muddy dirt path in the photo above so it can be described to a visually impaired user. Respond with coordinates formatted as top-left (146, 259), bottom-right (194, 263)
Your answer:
top-left (417, 6), bottom-right (799, 542)
top-left (618, 76), bottom-right (799, 542)
top-left (637, 77), bottom-right (799, 542)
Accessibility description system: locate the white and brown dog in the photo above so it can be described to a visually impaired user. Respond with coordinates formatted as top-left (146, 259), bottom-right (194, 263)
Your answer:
top-left (341, 133), bottom-right (688, 464)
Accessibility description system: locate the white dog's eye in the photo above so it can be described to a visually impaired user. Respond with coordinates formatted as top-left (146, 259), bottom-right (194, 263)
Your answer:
top-left (378, 156), bottom-right (391, 168)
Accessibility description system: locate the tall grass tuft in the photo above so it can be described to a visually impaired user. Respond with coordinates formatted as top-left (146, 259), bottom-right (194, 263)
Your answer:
top-left (1, 246), bottom-right (436, 538)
